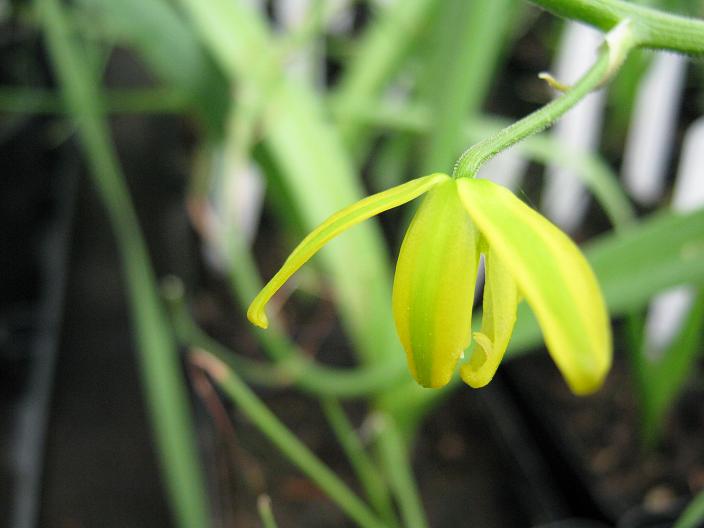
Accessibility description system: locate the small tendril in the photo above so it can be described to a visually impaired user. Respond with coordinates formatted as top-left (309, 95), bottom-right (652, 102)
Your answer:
top-left (538, 72), bottom-right (571, 92)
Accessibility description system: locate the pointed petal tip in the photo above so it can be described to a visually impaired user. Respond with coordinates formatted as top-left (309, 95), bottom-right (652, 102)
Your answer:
top-left (246, 303), bottom-right (269, 329)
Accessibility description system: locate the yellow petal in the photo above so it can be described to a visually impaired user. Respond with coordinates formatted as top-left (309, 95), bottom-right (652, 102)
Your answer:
top-left (392, 179), bottom-right (480, 388)
top-left (461, 249), bottom-right (519, 388)
top-left (247, 173), bottom-right (449, 328)
top-left (457, 178), bottom-right (612, 395)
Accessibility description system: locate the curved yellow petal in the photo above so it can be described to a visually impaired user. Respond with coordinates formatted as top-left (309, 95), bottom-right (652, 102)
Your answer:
top-left (392, 179), bottom-right (480, 388)
top-left (247, 173), bottom-right (450, 328)
top-left (457, 178), bottom-right (612, 395)
top-left (461, 249), bottom-right (519, 388)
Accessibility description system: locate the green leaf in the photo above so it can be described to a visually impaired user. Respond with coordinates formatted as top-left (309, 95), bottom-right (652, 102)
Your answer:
top-left (638, 289), bottom-right (704, 444)
top-left (458, 178), bottom-right (612, 395)
top-left (675, 489), bottom-right (704, 528)
top-left (37, 0), bottom-right (210, 525)
top-left (248, 174), bottom-right (449, 328)
top-left (179, 0), bottom-right (403, 366)
top-left (75, 0), bottom-right (229, 135)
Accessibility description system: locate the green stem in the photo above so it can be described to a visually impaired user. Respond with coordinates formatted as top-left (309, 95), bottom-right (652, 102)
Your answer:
top-left (321, 398), bottom-right (399, 526)
top-left (530, 0), bottom-right (704, 55)
top-left (675, 490), bottom-right (704, 528)
top-left (193, 351), bottom-right (386, 528)
top-left (349, 102), bottom-right (634, 229)
top-left (452, 45), bottom-right (610, 179)
top-left (374, 415), bottom-right (428, 528)
top-left (257, 495), bottom-right (279, 528)
top-left (0, 87), bottom-right (189, 114)
top-left (37, 1), bottom-right (210, 527)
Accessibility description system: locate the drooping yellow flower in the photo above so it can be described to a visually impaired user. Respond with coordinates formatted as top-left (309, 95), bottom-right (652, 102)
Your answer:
top-left (247, 174), bottom-right (612, 395)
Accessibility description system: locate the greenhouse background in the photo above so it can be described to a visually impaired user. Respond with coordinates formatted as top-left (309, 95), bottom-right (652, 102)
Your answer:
top-left (1, 0), bottom-right (704, 527)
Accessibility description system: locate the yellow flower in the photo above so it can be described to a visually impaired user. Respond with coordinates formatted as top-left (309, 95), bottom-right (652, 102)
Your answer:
top-left (247, 174), bottom-right (612, 395)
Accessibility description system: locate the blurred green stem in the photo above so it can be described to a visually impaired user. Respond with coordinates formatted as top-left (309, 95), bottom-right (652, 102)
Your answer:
top-left (192, 350), bottom-right (386, 528)
top-left (321, 398), bottom-right (399, 526)
top-left (675, 490), bottom-right (704, 528)
top-left (332, 0), bottom-right (437, 148)
top-left (0, 87), bottom-right (188, 114)
top-left (418, 0), bottom-right (515, 174)
top-left (36, 0), bottom-right (210, 527)
top-left (257, 495), bottom-right (279, 528)
top-left (374, 414), bottom-right (428, 528)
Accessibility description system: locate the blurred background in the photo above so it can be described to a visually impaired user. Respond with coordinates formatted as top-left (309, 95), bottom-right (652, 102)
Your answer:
top-left (1, 0), bottom-right (704, 527)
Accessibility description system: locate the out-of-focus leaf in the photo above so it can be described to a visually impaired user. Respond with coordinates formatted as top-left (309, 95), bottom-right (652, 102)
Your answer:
top-left (637, 289), bottom-right (704, 444)
top-left (36, 0), bottom-right (210, 525)
top-left (332, 0), bottom-right (438, 147)
top-left (418, 0), bottom-right (516, 174)
top-left (74, 0), bottom-right (229, 135)
top-left (178, 0), bottom-right (401, 366)
top-left (675, 489), bottom-right (704, 528)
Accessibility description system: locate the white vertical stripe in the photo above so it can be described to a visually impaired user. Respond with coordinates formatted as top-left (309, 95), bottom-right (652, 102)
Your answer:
top-left (644, 117), bottom-right (704, 360)
top-left (542, 23), bottom-right (606, 232)
top-left (622, 53), bottom-right (687, 205)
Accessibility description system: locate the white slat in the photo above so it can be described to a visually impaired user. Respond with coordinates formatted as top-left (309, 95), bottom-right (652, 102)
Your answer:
top-left (644, 117), bottom-right (704, 359)
top-left (622, 53), bottom-right (687, 206)
top-left (542, 22), bottom-right (607, 232)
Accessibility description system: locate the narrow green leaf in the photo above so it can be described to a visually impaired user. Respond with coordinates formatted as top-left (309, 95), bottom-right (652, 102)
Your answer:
top-left (75, 0), bottom-right (228, 135)
top-left (418, 0), bottom-right (516, 173)
top-left (332, 0), bottom-right (438, 146)
top-left (639, 289), bottom-right (704, 443)
top-left (37, 0), bottom-right (210, 525)
top-left (194, 352), bottom-right (385, 528)
top-left (458, 178), bottom-right (612, 395)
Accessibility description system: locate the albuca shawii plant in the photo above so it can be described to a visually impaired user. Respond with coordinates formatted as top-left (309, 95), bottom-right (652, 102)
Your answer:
top-left (248, 173), bottom-right (611, 395)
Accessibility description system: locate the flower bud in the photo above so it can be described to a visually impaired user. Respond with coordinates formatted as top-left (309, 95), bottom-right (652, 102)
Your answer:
top-left (392, 180), bottom-right (480, 388)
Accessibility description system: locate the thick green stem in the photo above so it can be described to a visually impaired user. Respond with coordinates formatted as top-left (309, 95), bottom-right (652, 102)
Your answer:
top-left (530, 0), bottom-right (704, 55)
